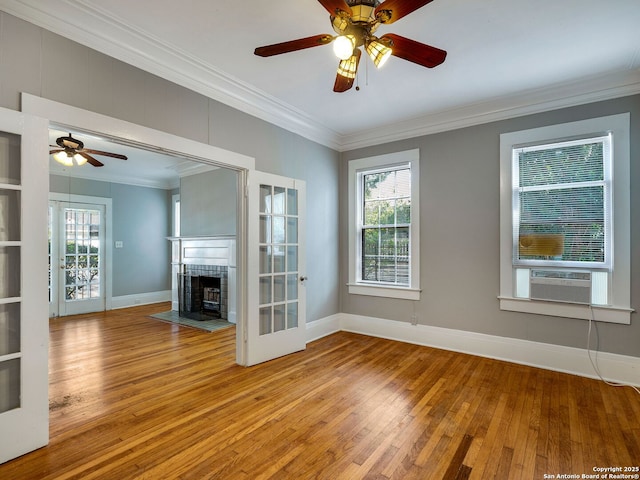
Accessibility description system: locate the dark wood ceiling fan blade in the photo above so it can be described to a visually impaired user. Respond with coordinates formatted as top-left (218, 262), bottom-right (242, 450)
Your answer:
top-left (333, 49), bottom-right (361, 93)
top-left (49, 149), bottom-right (62, 155)
top-left (375, 0), bottom-right (434, 24)
top-left (317, 0), bottom-right (352, 17)
top-left (254, 35), bottom-right (333, 57)
top-left (83, 149), bottom-right (128, 160)
top-left (381, 33), bottom-right (446, 68)
top-left (79, 152), bottom-right (104, 167)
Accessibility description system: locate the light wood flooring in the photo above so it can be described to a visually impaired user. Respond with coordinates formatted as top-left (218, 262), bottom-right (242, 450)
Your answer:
top-left (1, 302), bottom-right (638, 479)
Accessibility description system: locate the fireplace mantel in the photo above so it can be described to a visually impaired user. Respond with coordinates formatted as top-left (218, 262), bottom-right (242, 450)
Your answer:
top-left (168, 236), bottom-right (236, 322)
top-left (168, 235), bottom-right (236, 267)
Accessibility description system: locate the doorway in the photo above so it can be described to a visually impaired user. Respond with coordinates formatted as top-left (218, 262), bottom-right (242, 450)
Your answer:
top-left (49, 198), bottom-right (109, 317)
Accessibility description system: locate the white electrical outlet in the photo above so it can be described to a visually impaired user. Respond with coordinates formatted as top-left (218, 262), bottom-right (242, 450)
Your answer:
top-left (115, 241), bottom-right (123, 248)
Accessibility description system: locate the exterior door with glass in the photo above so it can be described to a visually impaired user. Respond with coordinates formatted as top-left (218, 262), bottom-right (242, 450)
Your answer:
top-left (245, 171), bottom-right (306, 366)
top-left (0, 108), bottom-right (49, 463)
top-left (49, 201), bottom-right (107, 317)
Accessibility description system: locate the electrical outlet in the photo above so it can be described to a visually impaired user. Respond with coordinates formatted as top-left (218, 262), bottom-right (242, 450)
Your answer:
top-left (115, 241), bottom-right (123, 248)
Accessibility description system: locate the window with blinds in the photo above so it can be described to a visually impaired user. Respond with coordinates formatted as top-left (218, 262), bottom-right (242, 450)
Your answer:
top-left (360, 165), bottom-right (411, 285)
top-left (513, 135), bottom-right (611, 268)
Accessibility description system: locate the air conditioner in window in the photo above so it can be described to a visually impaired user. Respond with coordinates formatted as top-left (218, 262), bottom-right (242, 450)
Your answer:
top-left (529, 269), bottom-right (591, 305)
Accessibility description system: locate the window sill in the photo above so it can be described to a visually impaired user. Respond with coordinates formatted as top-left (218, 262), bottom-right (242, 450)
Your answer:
top-left (498, 296), bottom-right (633, 325)
top-left (348, 283), bottom-right (421, 300)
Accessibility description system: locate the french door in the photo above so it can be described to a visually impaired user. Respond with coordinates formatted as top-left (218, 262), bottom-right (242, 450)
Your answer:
top-left (245, 171), bottom-right (307, 366)
top-left (0, 108), bottom-right (49, 463)
top-left (49, 200), bottom-right (107, 317)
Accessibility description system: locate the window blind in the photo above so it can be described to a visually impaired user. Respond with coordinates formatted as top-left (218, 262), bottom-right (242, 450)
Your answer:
top-left (514, 136), bottom-right (610, 265)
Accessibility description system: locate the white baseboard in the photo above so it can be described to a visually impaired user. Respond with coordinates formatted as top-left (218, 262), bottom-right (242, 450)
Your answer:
top-left (306, 314), bottom-right (342, 343)
top-left (111, 290), bottom-right (171, 310)
top-left (306, 313), bottom-right (639, 387)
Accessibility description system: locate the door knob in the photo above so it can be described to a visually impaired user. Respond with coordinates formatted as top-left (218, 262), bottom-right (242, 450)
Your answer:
top-left (300, 276), bottom-right (308, 283)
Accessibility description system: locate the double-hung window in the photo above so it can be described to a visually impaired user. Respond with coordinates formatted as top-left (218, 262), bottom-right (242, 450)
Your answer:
top-left (348, 149), bottom-right (420, 300)
top-left (499, 114), bottom-right (631, 324)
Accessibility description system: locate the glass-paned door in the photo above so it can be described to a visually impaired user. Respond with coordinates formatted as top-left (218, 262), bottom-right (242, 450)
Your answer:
top-left (0, 107), bottom-right (49, 464)
top-left (245, 171), bottom-right (306, 366)
top-left (49, 201), bottom-right (106, 317)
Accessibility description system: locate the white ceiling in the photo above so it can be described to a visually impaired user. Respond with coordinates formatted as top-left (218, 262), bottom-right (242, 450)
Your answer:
top-left (48, 127), bottom-right (215, 189)
top-left (3, 0), bottom-right (640, 151)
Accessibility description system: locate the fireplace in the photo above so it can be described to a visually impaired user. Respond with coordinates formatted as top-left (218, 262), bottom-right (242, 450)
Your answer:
top-left (169, 236), bottom-right (236, 323)
top-left (179, 274), bottom-right (222, 319)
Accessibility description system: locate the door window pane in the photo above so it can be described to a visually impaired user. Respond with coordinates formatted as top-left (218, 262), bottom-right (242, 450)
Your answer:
top-left (0, 358), bottom-right (20, 413)
top-left (0, 246), bottom-right (20, 298)
top-left (259, 307), bottom-right (272, 335)
top-left (273, 275), bottom-right (285, 303)
top-left (0, 190), bottom-right (20, 241)
top-left (287, 188), bottom-right (298, 215)
top-left (287, 274), bottom-right (298, 301)
top-left (287, 246), bottom-right (298, 272)
top-left (0, 131), bottom-right (21, 185)
top-left (259, 246), bottom-right (271, 274)
top-left (0, 303), bottom-right (20, 356)
top-left (287, 302), bottom-right (298, 329)
top-left (259, 277), bottom-right (271, 305)
top-left (274, 304), bottom-right (286, 332)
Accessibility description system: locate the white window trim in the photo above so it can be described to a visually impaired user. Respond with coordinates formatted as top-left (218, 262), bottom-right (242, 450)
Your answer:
top-left (348, 149), bottom-right (420, 300)
top-left (499, 113), bottom-right (632, 324)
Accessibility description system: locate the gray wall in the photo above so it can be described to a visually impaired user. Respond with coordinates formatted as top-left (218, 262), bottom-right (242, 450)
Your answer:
top-left (50, 175), bottom-right (172, 296)
top-left (340, 95), bottom-right (639, 357)
top-left (0, 11), bottom-right (341, 323)
top-left (180, 168), bottom-right (237, 237)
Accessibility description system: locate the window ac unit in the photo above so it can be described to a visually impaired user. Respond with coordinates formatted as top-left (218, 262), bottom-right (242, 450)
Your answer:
top-left (529, 269), bottom-right (591, 305)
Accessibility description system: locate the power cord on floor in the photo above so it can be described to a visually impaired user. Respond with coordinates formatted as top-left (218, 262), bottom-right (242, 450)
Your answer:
top-left (586, 305), bottom-right (640, 394)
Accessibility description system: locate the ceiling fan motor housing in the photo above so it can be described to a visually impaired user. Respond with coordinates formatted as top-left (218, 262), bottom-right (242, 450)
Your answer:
top-left (331, 0), bottom-right (381, 45)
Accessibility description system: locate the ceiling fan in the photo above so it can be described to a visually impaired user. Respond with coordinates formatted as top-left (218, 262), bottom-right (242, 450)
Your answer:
top-left (49, 134), bottom-right (128, 167)
top-left (254, 0), bottom-right (447, 93)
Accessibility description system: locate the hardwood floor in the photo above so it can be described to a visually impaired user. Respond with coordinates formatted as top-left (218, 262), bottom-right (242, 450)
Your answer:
top-left (1, 303), bottom-right (638, 479)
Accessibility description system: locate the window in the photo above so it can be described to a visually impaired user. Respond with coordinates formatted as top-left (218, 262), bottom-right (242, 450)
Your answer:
top-left (172, 194), bottom-right (180, 237)
top-left (499, 114), bottom-right (631, 324)
top-left (348, 149), bottom-right (420, 300)
top-left (514, 136), bottom-right (610, 268)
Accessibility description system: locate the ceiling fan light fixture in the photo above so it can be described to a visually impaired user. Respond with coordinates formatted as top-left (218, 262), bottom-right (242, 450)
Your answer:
top-left (333, 34), bottom-right (356, 60)
top-left (366, 39), bottom-right (392, 67)
top-left (53, 151), bottom-right (74, 167)
top-left (336, 53), bottom-right (359, 79)
top-left (74, 154), bottom-right (87, 166)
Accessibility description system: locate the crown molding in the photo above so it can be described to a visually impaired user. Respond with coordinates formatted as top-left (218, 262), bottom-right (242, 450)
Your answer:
top-left (3, 0), bottom-right (639, 153)
top-left (0, 0), bottom-right (343, 150)
top-left (337, 69), bottom-right (640, 151)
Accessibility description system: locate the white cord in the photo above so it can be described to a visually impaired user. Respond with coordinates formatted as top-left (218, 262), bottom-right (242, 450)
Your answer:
top-left (586, 305), bottom-right (640, 394)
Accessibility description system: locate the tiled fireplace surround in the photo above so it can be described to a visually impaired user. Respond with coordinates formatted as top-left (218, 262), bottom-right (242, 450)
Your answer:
top-left (181, 264), bottom-right (228, 319)
top-left (169, 236), bottom-right (236, 323)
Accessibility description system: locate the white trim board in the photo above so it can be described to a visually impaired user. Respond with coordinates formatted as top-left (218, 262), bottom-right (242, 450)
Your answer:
top-left (111, 290), bottom-right (171, 310)
top-left (306, 313), bottom-right (640, 387)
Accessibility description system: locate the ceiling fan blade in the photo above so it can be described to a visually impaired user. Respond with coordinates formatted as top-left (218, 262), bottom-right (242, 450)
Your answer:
top-left (317, 0), bottom-right (352, 17)
top-left (79, 152), bottom-right (104, 167)
top-left (83, 149), bottom-right (128, 160)
top-left (49, 149), bottom-right (62, 155)
top-left (254, 34), bottom-right (333, 57)
top-left (375, 0), bottom-right (434, 24)
top-left (381, 33), bottom-right (446, 68)
top-left (333, 49), bottom-right (361, 93)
